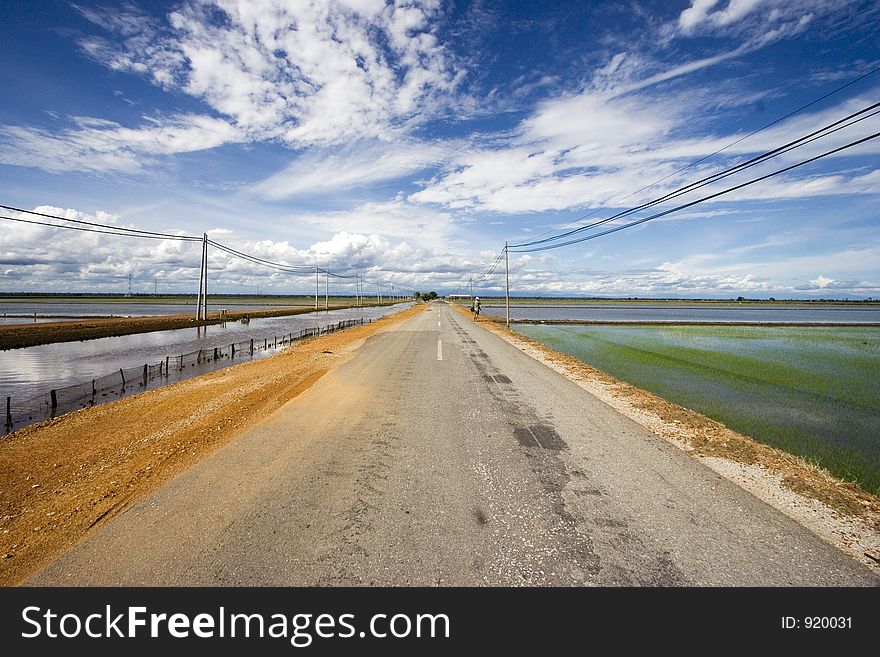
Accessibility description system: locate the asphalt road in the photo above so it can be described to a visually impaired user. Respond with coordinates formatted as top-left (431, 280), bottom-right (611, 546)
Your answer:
top-left (30, 302), bottom-right (878, 585)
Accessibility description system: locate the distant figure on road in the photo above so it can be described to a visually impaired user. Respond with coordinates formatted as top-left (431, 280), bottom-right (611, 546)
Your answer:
top-left (472, 296), bottom-right (481, 321)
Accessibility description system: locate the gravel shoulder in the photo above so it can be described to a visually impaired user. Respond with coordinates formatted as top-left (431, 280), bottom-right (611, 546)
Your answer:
top-left (463, 309), bottom-right (880, 574)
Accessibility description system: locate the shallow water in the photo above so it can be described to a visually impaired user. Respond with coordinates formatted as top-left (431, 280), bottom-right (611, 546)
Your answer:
top-left (0, 304), bottom-right (411, 401)
top-left (515, 323), bottom-right (880, 495)
top-left (0, 300), bottom-right (312, 323)
top-left (482, 302), bottom-right (880, 324)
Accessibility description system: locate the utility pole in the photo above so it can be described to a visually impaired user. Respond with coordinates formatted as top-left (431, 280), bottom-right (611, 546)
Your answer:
top-left (195, 234), bottom-right (206, 321)
top-left (505, 241), bottom-right (510, 328)
top-left (201, 233), bottom-right (208, 320)
top-left (195, 247), bottom-right (203, 321)
top-left (325, 268), bottom-right (329, 310)
top-left (315, 265), bottom-right (319, 311)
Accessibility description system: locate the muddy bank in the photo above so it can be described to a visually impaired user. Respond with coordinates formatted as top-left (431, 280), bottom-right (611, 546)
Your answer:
top-left (0, 304), bottom-right (424, 585)
top-left (0, 303), bottom-right (395, 350)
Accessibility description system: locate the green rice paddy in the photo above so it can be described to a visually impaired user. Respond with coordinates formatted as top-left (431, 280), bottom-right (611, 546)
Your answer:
top-left (515, 324), bottom-right (880, 496)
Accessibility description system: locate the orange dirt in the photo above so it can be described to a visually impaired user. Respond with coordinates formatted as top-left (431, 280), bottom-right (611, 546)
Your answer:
top-left (0, 304), bottom-right (425, 586)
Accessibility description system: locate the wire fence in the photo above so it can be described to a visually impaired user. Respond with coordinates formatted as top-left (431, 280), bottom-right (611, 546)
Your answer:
top-left (4, 318), bottom-right (367, 435)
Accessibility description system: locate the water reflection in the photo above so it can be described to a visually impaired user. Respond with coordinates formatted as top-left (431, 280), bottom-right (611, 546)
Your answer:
top-left (0, 304), bottom-right (411, 401)
top-left (482, 303), bottom-right (880, 324)
top-left (0, 301), bottom-right (314, 323)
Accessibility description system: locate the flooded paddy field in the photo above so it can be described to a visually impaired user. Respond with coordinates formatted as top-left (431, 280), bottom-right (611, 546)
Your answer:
top-left (515, 323), bottom-right (880, 496)
top-left (481, 301), bottom-right (880, 324)
top-left (0, 295), bottom-right (363, 324)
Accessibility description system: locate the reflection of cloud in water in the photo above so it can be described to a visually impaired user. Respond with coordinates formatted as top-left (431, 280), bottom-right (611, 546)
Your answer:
top-left (0, 301), bottom-right (307, 321)
top-left (0, 304), bottom-right (411, 401)
top-left (0, 317), bottom-right (66, 325)
top-left (482, 303), bottom-right (880, 324)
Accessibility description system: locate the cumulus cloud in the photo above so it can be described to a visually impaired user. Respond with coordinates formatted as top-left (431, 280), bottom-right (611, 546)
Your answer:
top-left (678, 0), bottom-right (761, 35)
top-left (484, 255), bottom-right (877, 299)
top-left (673, 0), bottom-right (824, 39)
top-left (0, 206), bottom-right (201, 291)
top-left (0, 203), bottom-right (473, 293)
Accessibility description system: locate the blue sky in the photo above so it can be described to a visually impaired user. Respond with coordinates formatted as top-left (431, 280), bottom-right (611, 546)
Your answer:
top-left (0, 0), bottom-right (878, 298)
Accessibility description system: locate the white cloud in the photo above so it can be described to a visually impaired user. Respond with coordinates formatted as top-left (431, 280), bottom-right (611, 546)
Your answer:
top-left (678, 0), bottom-right (720, 34)
top-left (707, 168), bottom-right (880, 202)
top-left (678, 0), bottom-right (763, 35)
top-left (651, 243), bottom-right (880, 294)
top-left (296, 198), bottom-right (462, 248)
top-left (0, 206), bottom-right (201, 291)
top-left (0, 114), bottom-right (240, 174)
top-left (411, 70), bottom-right (880, 214)
top-left (1, 1), bottom-right (464, 175)
top-left (0, 203), bottom-right (473, 293)
top-left (252, 140), bottom-right (453, 200)
top-left (78, 0), bottom-right (463, 146)
top-left (674, 0), bottom-right (822, 39)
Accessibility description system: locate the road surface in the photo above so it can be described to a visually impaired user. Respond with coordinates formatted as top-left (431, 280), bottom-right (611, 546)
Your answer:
top-left (30, 302), bottom-right (878, 585)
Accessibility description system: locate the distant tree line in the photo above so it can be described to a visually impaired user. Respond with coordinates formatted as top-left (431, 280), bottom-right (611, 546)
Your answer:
top-left (414, 291), bottom-right (438, 301)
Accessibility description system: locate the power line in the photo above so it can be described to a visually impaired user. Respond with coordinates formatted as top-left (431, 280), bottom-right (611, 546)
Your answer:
top-left (207, 239), bottom-right (315, 274)
top-left (209, 238), bottom-right (384, 292)
top-left (511, 100), bottom-right (880, 248)
top-left (3, 206), bottom-right (397, 297)
top-left (473, 248), bottom-right (506, 285)
top-left (517, 65), bottom-right (880, 246)
top-left (0, 213), bottom-right (199, 241)
top-left (510, 131), bottom-right (880, 253)
top-left (0, 204), bottom-right (201, 241)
